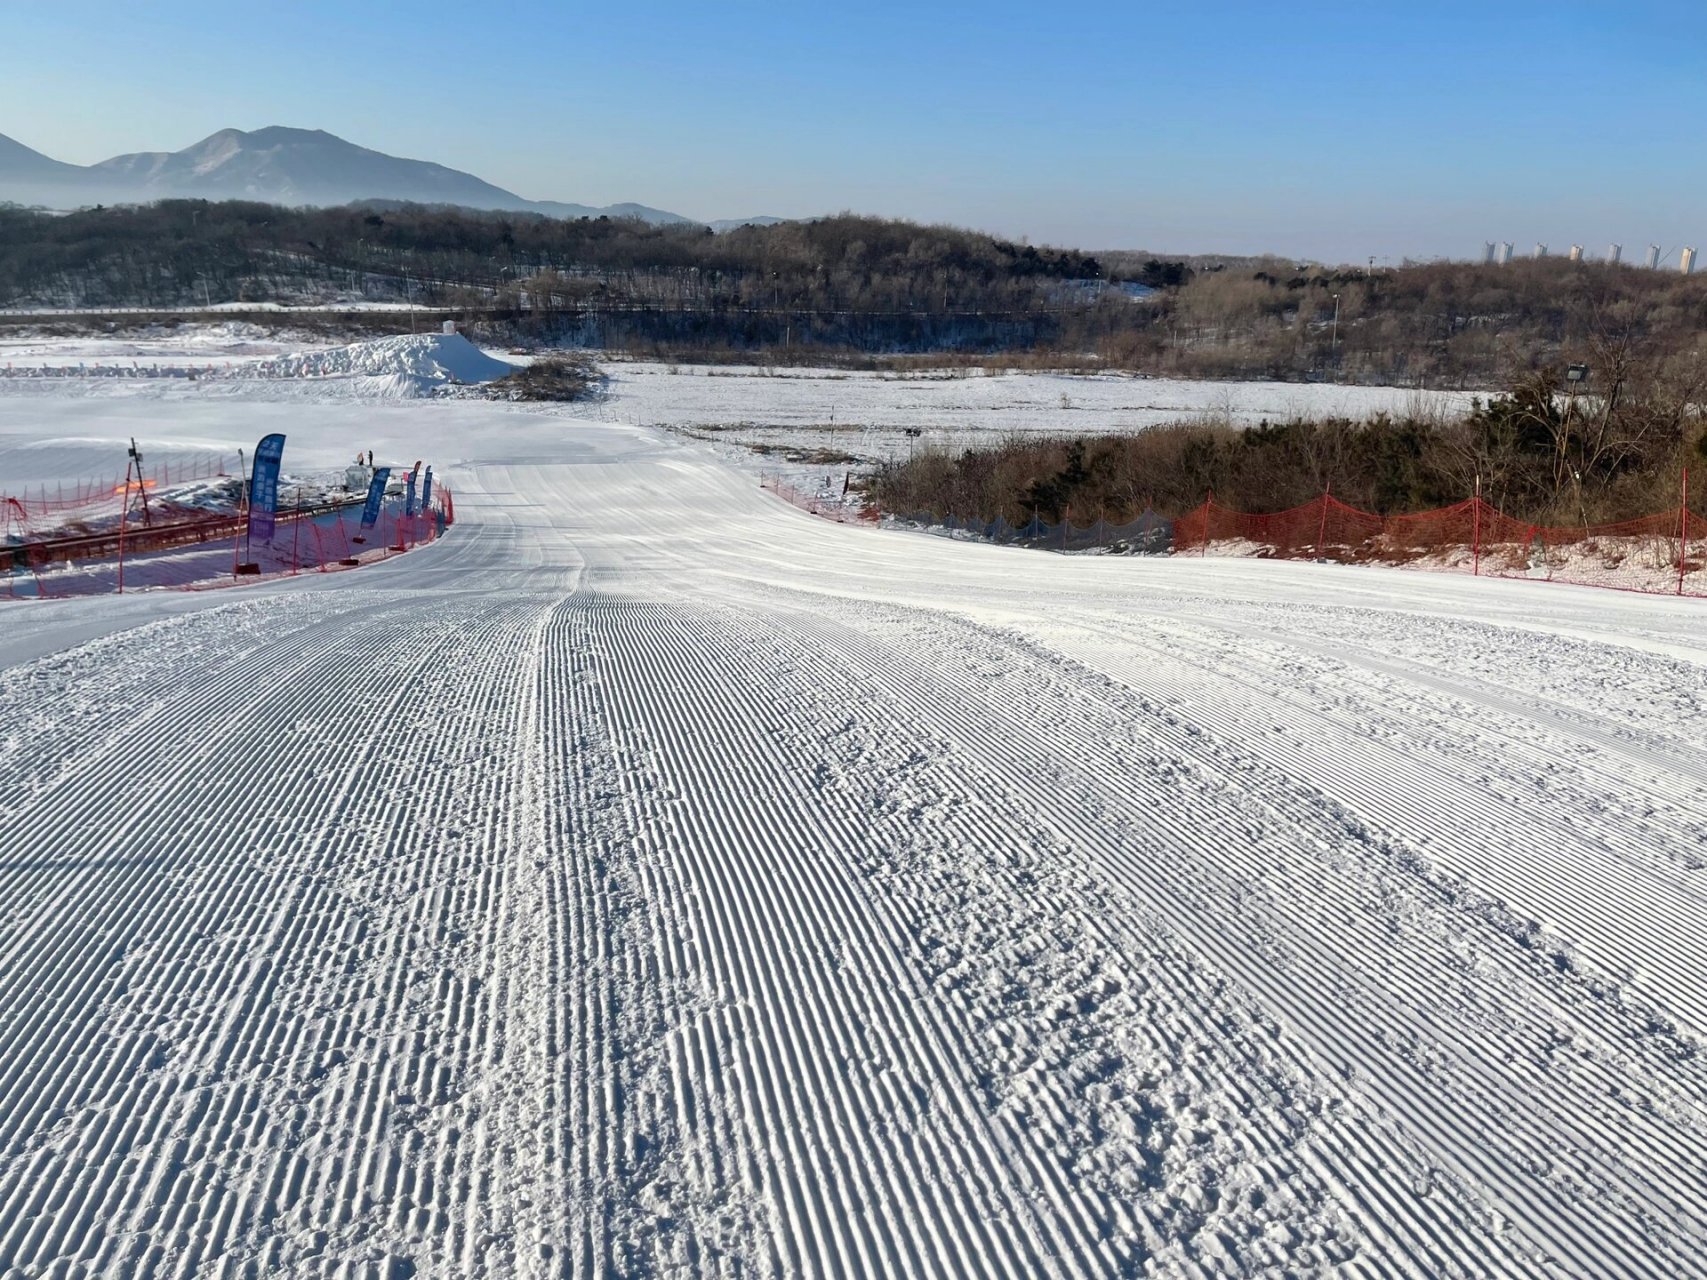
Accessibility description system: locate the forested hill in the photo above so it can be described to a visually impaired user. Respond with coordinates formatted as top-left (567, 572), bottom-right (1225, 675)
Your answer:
top-left (0, 200), bottom-right (1098, 313)
top-left (3, 199), bottom-right (1704, 387)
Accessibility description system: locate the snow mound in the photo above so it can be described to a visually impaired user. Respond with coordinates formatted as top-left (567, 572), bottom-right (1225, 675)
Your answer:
top-left (242, 333), bottom-right (514, 394)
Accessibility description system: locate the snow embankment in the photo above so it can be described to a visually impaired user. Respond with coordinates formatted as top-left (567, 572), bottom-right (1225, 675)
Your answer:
top-left (239, 333), bottom-right (515, 397)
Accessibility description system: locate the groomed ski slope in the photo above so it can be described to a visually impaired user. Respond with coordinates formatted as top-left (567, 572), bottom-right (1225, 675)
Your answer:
top-left (2, 418), bottom-right (1706, 1279)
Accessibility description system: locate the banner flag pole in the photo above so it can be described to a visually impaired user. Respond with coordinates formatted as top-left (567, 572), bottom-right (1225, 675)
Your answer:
top-left (240, 433), bottom-right (286, 574)
top-left (355, 468), bottom-right (391, 545)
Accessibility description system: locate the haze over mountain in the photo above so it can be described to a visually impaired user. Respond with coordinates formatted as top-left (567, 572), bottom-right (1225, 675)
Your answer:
top-left (0, 125), bottom-right (778, 230)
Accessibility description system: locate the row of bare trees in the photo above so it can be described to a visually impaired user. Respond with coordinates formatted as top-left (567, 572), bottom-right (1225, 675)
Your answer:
top-left (873, 352), bottom-right (1705, 527)
top-left (1108, 257), bottom-right (1707, 387)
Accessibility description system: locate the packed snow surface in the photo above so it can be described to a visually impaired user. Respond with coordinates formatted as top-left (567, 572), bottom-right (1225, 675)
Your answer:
top-left (2, 369), bottom-right (1707, 1278)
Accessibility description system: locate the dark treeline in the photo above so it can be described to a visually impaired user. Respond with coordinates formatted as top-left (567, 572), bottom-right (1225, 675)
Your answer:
top-left (873, 351), bottom-right (1707, 527)
top-left (4, 200), bottom-right (1706, 384)
top-left (0, 200), bottom-right (1106, 351)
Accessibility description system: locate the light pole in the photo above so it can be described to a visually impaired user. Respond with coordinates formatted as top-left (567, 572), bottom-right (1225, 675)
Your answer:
top-left (1330, 293), bottom-right (1341, 372)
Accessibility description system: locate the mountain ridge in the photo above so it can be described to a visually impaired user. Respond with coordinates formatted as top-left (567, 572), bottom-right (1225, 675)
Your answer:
top-left (0, 125), bottom-right (780, 229)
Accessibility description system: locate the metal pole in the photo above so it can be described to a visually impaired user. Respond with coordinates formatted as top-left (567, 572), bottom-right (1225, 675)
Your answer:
top-left (292, 487), bottom-right (303, 574)
top-left (1316, 482), bottom-right (1330, 557)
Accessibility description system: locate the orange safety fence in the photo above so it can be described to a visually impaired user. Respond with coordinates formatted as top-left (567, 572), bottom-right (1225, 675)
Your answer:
top-left (864, 480), bottom-right (1702, 600)
top-left (1174, 488), bottom-right (1701, 597)
top-left (760, 473), bottom-right (875, 524)
top-left (0, 452), bottom-right (234, 519)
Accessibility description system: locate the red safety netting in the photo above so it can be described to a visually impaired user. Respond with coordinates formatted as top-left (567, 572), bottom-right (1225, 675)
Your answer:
top-left (5, 486), bottom-right (454, 599)
top-left (761, 474), bottom-right (875, 523)
top-left (0, 452), bottom-right (233, 519)
top-left (1175, 491), bottom-right (1702, 597)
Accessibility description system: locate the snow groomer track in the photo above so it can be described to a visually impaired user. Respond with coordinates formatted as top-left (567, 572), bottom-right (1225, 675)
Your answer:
top-left (3, 419), bottom-right (1706, 1279)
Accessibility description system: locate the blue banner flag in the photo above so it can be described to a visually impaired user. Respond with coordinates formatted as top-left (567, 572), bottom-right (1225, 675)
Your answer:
top-left (246, 433), bottom-right (286, 543)
top-left (360, 467), bottom-right (391, 529)
top-left (420, 466), bottom-right (433, 510)
top-left (404, 469), bottom-right (418, 518)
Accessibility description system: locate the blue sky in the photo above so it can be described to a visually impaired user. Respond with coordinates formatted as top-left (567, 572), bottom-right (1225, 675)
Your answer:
top-left (2, 0), bottom-right (1702, 261)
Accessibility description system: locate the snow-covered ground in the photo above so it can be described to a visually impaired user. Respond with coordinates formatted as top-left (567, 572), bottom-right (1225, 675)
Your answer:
top-left (1, 349), bottom-right (1705, 1277)
top-left (600, 360), bottom-right (1480, 466)
top-left (3, 323), bottom-right (1477, 454)
top-left (0, 330), bottom-right (1479, 532)
top-left (0, 320), bottom-right (312, 366)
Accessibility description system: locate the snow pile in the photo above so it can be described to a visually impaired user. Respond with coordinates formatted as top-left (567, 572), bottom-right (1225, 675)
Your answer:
top-left (240, 333), bottom-right (515, 396)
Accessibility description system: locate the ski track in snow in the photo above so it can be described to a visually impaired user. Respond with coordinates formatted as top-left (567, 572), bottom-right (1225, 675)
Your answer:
top-left (2, 420), bottom-right (1706, 1278)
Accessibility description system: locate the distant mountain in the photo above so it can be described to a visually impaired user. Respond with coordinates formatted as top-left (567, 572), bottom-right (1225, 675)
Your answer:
top-left (0, 125), bottom-right (780, 230)
top-left (88, 126), bottom-right (533, 210)
top-left (0, 132), bottom-right (94, 187)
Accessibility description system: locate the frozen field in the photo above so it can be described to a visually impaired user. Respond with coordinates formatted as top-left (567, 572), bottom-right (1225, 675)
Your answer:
top-left (600, 362), bottom-right (1480, 467)
top-left (2, 363), bottom-right (1706, 1277)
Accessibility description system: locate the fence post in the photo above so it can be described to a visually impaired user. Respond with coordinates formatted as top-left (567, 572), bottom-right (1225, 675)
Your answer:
top-left (2, 500), bottom-right (16, 600)
top-left (232, 447), bottom-right (248, 578)
top-left (1679, 467), bottom-right (1690, 597)
top-left (1202, 490), bottom-right (1212, 557)
top-left (1472, 476), bottom-right (1482, 577)
top-left (1316, 484), bottom-right (1330, 558)
top-left (116, 468), bottom-right (131, 595)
